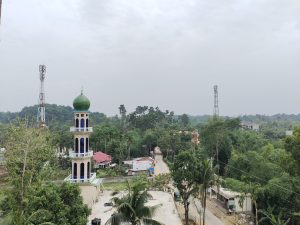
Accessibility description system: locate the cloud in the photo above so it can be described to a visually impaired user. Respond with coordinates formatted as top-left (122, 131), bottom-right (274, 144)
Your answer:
top-left (0, 0), bottom-right (300, 115)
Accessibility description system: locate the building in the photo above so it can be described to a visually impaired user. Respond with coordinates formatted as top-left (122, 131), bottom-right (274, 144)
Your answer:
top-left (64, 91), bottom-right (101, 207)
top-left (211, 186), bottom-right (252, 213)
top-left (0, 148), bottom-right (5, 166)
top-left (93, 151), bottom-right (112, 168)
top-left (123, 157), bottom-right (154, 175)
top-left (241, 121), bottom-right (260, 131)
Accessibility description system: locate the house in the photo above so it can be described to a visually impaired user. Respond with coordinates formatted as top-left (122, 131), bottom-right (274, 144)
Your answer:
top-left (123, 157), bottom-right (154, 175)
top-left (241, 121), bottom-right (260, 131)
top-left (211, 186), bottom-right (252, 213)
top-left (93, 151), bottom-right (112, 168)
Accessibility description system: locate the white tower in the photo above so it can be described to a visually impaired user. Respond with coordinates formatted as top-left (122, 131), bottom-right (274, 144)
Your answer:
top-left (37, 65), bottom-right (46, 128)
top-left (66, 91), bottom-right (95, 183)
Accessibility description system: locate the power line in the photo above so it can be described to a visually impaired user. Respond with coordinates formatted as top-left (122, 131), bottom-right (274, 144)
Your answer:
top-left (218, 159), bottom-right (300, 197)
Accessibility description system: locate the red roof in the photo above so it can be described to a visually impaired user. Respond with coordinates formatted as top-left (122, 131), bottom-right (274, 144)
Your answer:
top-left (93, 151), bottom-right (112, 163)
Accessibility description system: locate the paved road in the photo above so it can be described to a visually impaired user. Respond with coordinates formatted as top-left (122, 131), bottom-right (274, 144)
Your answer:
top-left (155, 150), bottom-right (225, 225)
top-left (194, 198), bottom-right (225, 225)
top-left (154, 154), bottom-right (170, 175)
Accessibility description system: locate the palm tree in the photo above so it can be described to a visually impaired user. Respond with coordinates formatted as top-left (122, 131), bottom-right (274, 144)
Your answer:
top-left (105, 182), bottom-right (164, 225)
top-left (259, 209), bottom-right (290, 225)
top-left (197, 159), bottom-right (215, 225)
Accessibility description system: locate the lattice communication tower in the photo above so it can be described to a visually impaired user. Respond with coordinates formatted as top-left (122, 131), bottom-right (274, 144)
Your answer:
top-left (213, 85), bottom-right (219, 117)
top-left (37, 65), bottom-right (46, 128)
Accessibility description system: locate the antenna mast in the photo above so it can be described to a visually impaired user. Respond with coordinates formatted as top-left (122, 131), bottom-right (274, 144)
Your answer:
top-left (213, 85), bottom-right (219, 118)
top-left (0, 0), bottom-right (2, 24)
top-left (37, 65), bottom-right (46, 128)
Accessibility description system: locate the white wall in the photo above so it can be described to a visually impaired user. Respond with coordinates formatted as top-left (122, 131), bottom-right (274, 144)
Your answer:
top-left (234, 196), bottom-right (252, 213)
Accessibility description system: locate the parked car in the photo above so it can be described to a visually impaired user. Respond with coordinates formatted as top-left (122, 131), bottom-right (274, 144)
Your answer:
top-left (104, 202), bottom-right (113, 207)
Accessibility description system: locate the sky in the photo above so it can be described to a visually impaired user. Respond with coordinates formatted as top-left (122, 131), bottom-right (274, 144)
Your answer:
top-left (0, 0), bottom-right (300, 116)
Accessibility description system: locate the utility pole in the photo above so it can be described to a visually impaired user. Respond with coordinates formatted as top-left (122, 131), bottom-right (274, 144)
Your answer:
top-left (37, 65), bottom-right (46, 128)
top-left (0, 0), bottom-right (2, 24)
top-left (213, 85), bottom-right (219, 118)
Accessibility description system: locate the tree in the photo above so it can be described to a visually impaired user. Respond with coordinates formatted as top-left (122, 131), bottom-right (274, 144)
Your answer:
top-left (118, 104), bottom-right (127, 131)
top-left (2, 121), bottom-right (55, 224)
top-left (196, 159), bottom-right (215, 225)
top-left (0, 121), bottom-right (90, 225)
top-left (171, 151), bottom-right (198, 225)
top-left (284, 127), bottom-right (300, 174)
top-left (105, 182), bottom-right (164, 225)
top-left (259, 207), bottom-right (291, 225)
top-left (200, 118), bottom-right (240, 175)
top-left (179, 114), bottom-right (190, 127)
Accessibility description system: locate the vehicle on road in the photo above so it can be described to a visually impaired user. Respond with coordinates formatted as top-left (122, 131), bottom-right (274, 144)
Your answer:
top-left (104, 202), bottom-right (113, 207)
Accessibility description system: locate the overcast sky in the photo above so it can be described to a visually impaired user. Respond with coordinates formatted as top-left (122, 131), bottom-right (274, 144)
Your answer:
top-left (0, 0), bottom-right (300, 116)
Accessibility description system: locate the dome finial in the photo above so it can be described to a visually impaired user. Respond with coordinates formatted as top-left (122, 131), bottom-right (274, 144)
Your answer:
top-left (81, 86), bottom-right (83, 95)
top-left (73, 89), bottom-right (90, 111)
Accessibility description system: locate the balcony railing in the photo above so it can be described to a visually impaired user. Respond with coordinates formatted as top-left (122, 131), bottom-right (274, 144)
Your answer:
top-left (69, 150), bottom-right (93, 158)
top-left (70, 127), bottom-right (93, 132)
top-left (64, 173), bottom-right (96, 183)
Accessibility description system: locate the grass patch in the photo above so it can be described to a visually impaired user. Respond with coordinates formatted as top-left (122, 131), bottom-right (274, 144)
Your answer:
top-left (102, 182), bottom-right (128, 191)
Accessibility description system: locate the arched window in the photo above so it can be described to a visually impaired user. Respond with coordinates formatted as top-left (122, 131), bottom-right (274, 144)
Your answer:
top-left (80, 163), bottom-right (84, 180)
top-left (80, 138), bottom-right (84, 153)
top-left (87, 162), bottom-right (90, 178)
top-left (86, 138), bottom-right (89, 152)
top-left (86, 118), bottom-right (89, 128)
top-left (75, 119), bottom-right (79, 128)
top-left (75, 138), bottom-right (78, 153)
top-left (73, 163), bottom-right (77, 179)
top-left (80, 118), bottom-right (85, 129)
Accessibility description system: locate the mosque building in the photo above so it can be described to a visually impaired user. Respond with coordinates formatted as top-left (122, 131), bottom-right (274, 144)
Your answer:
top-left (65, 90), bottom-right (101, 207)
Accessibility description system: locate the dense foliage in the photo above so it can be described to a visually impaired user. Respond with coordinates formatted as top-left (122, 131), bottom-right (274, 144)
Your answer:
top-left (0, 121), bottom-right (90, 225)
top-left (1, 104), bottom-right (300, 225)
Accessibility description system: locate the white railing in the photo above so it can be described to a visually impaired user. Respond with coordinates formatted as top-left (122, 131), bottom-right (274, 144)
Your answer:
top-left (70, 127), bottom-right (93, 132)
top-left (69, 150), bottom-right (93, 158)
top-left (65, 173), bottom-right (96, 183)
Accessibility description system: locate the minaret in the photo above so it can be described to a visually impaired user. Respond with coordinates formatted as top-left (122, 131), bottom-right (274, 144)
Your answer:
top-left (67, 90), bottom-right (95, 183)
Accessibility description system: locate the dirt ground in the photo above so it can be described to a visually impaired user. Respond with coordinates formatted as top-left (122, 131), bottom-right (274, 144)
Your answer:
top-left (88, 191), bottom-right (182, 225)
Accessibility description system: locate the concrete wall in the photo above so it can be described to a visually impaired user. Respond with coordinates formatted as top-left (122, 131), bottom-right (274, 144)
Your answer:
top-left (234, 196), bottom-right (252, 213)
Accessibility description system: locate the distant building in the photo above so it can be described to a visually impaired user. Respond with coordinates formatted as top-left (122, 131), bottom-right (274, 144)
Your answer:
top-left (123, 157), bottom-right (154, 175)
top-left (0, 148), bottom-right (5, 166)
top-left (211, 186), bottom-right (252, 213)
top-left (241, 121), bottom-right (260, 131)
top-left (285, 130), bottom-right (293, 136)
top-left (93, 151), bottom-right (112, 168)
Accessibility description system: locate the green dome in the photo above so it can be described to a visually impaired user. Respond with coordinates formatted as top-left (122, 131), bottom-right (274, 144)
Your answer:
top-left (73, 92), bottom-right (90, 111)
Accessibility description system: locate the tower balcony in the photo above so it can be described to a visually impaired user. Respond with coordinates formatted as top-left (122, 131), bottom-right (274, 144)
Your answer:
top-left (64, 172), bottom-right (96, 183)
top-left (70, 127), bottom-right (93, 132)
top-left (69, 150), bottom-right (93, 158)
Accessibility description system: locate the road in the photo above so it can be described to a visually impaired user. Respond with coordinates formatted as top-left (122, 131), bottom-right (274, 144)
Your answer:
top-left (154, 149), bottom-right (225, 225)
top-left (194, 198), bottom-right (225, 225)
top-left (154, 153), bottom-right (170, 175)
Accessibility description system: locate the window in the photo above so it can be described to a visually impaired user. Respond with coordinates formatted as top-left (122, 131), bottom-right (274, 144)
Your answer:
top-left (86, 138), bottom-right (89, 152)
top-left (87, 162), bottom-right (90, 178)
top-left (73, 163), bottom-right (77, 179)
top-left (80, 138), bottom-right (84, 153)
top-left (75, 138), bottom-right (79, 153)
top-left (80, 163), bottom-right (84, 179)
top-left (80, 118), bottom-right (85, 128)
